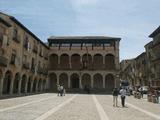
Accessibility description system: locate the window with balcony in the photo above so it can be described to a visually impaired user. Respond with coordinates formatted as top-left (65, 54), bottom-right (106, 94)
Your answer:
top-left (23, 36), bottom-right (29, 50)
top-left (31, 58), bottom-right (35, 72)
top-left (39, 46), bottom-right (43, 57)
top-left (10, 50), bottom-right (16, 64)
top-left (32, 41), bottom-right (38, 53)
top-left (22, 55), bottom-right (30, 69)
top-left (13, 29), bottom-right (20, 43)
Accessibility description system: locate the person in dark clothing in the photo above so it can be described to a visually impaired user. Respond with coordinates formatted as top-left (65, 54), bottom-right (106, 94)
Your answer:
top-left (120, 88), bottom-right (127, 107)
top-left (112, 88), bottom-right (119, 107)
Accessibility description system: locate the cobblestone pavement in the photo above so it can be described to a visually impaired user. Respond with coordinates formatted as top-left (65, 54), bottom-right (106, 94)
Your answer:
top-left (0, 93), bottom-right (159, 120)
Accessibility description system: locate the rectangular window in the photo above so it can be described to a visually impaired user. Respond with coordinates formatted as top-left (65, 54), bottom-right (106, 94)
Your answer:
top-left (23, 55), bottom-right (27, 64)
top-left (13, 28), bottom-right (17, 39)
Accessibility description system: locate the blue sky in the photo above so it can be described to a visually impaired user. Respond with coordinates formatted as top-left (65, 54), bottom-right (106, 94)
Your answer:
top-left (0, 0), bottom-right (160, 60)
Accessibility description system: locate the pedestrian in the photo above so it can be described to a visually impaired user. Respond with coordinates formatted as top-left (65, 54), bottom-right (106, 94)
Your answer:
top-left (120, 87), bottom-right (126, 107)
top-left (139, 87), bottom-right (143, 98)
top-left (112, 88), bottom-right (119, 107)
top-left (63, 87), bottom-right (66, 96)
top-left (57, 84), bottom-right (61, 96)
top-left (60, 85), bottom-right (64, 96)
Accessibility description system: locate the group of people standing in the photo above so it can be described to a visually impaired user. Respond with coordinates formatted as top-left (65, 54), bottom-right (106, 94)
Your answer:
top-left (57, 84), bottom-right (66, 96)
top-left (113, 87), bottom-right (127, 107)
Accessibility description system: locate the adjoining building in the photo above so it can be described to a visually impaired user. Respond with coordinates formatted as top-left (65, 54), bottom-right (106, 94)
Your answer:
top-left (48, 36), bottom-right (121, 92)
top-left (121, 26), bottom-right (160, 88)
top-left (0, 12), bottom-right (49, 96)
top-left (145, 26), bottom-right (160, 87)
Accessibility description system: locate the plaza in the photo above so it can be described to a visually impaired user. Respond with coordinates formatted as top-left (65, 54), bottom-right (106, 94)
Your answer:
top-left (0, 93), bottom-right (160, 120)
top-left (0, 1), bottom-right (160, 120)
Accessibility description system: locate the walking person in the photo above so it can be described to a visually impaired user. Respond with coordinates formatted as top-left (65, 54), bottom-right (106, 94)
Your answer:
top-left (139, 87), bottom-right (143, 98)
top-left (60, 85), bottom-right (64, 96)
top-left (120, 87), bottom-right (126, 107)
top-left (63, 87), bottom-right (66, 96)
top-left (57, 84), bottom-right (61, 96)
top-left (112, 88), bottom-right (119, 107)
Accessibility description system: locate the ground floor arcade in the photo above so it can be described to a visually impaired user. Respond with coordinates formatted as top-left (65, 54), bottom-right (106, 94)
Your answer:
top-left (0, 69), bottom-right (47, 96)
top-left (48, 71), bottom-right (119, 91)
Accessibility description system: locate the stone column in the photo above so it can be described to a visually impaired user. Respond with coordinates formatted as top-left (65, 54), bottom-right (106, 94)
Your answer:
top-left (35, 80), bottom-right (39, 92)
top-left (41, 81), bottom-right (43, 92)
top-left (58, 55), bottom-right (60, 69)
top-left (103, 75), bottom-right (105, 89)
top-left (103, 55), bottom-right (105, 66)
top-left (10, 78), bottom-right (14, 95)
top-left (25, 78), bottom-right (29, 94)
top-left (57, 74), bottom-right (59, 85)
top-left (30, 80), bottom-right (34, 93)
top-left (68, 75), bottom-right (71, 88)
top-left (91, 75), bottom-right (93, 88)
top-left (69, 56), bottom-right (71, 69)
top-left (18, 79), bottom-right (22, 94)
top-left (0, 77), bottom-right (4, 96)
top-left (79, 75), bottom-right (82, 89)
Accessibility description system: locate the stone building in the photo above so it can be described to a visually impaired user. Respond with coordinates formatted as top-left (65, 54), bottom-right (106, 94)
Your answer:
top-left (48, 36), bottom-right (120, 92)
top-left (145, 26), bottom-right (160, 87)
top-left (120, 59), bottom-right (134, 81)
top-left (0, 12), bottom-right (49, 96)
top-left (134, 52), bottom-right (148, 86)
top-left (120, 52), bottom-right (148, 87)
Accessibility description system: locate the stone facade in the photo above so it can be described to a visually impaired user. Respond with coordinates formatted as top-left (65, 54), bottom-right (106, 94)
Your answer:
top-left (121, 26), bottom-right (160, 88)
top-left (0, 12), bottom-right (49, 96)
top-left (120, 53), bottom-right (148, 87)
top-left (48, 36), bottom-right (121, 92)
top-left (145, 26), bottom-right (160, 87)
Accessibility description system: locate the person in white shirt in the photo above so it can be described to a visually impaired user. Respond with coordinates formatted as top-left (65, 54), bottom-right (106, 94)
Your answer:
top-left (57, 84), bottom-right (61, 96)
top-left (60, 85), bottom-right (64, 96)
top-left (120, 87), bottom-right (127, 107)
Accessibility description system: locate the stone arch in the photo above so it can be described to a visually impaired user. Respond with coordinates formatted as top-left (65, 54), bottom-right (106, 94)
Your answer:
top-left (82, 54), bottom-right (92, 69)
top-left (32, 78), bottom-right (37, 92)
top-left (49, 54), bottom-right (58, 69)
top-left (82, 73), bottom-right (91, 89)
top-left (42, 80), bottom-right (46, 91)
top-left (13, 73), bottom-right (20, 94)
top-left (105, 74), bottom-right (115, 90)
top-left (3, 70), bottom-right (13, 94)
top-left (27, 76), bottom-right (32, 93)
top-left (71, 54), bottom-right (81, 70)
top-left (21, 74), bottom-right (27, 93)
top-left (93, 73), bottom-right (103, 89)
top-left (71, 73), bottom-right (79, 88)
top-left (60, 54), bottom-right (69, 69)
top-left (38, 78), bottom-right (42, 92)
top-left (93, 54), bottom-right (103, 69)
top-left (105, 54), bottom-right (115, 70)
top-left (48, 73), bottom-right (57, 91)
top-left (59, 73), bottom-right (68, 89)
